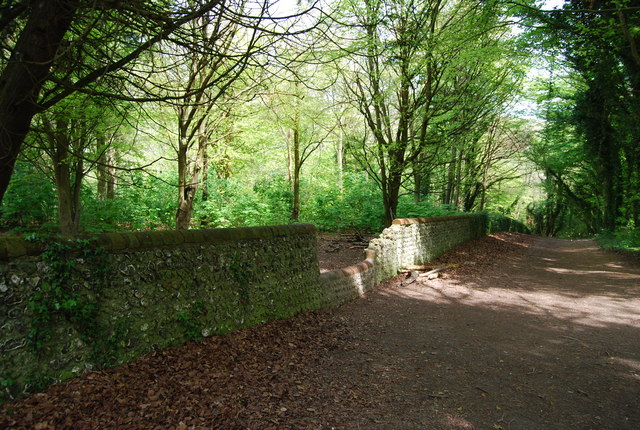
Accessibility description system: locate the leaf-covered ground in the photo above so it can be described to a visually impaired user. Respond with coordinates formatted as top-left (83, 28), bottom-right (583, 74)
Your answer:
top-left (2, 232), bottom-right (640, 429)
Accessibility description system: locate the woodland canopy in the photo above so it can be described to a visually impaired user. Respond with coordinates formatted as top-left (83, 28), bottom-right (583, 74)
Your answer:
top-left (0, 0), bottom-right (638, 245)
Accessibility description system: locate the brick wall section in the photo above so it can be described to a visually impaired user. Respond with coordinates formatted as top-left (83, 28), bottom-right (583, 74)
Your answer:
top-left (317, 213), bottom-right (527, 303)
top-left (370, 215), bottom-right (487, 283)
top-left (316, 215), bottom-right (487, 306)
top-left (318, 249), bottom-right (377, 307)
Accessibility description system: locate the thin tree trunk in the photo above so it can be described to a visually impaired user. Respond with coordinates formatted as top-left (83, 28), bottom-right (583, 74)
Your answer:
top-left (337, 130), bottom-right (344, 192)
top-left (453, 148), bottom-right (463, 209)
top-left (444, 147), bottom-right (456, 205)
top-left (286, 128), bottom-right (293, 186)
top-left (176, 135), bottom-right (192, 230)
top-left (54, 158), bottom-right (75, 235)
top-left (176, 118), bottom-right (208, 230)
top-left (97, 134), bottom-right (107, 199)
top-left (202, 147), bottom-right (209, 202)
top-left (106, 146), bottom-right (116, 199)
top-left (291, 122), bottom-right (301, 221)
top-left (49, 118), bottom-right (82, 235)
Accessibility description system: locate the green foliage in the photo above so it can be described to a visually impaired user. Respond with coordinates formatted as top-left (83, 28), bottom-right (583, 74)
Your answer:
top-left (396, 198), bottom-right (462, 219)
top-left (595, 229), bottom-right (640, 253)
top-left (176, 300), bottom-right (206, 342)
top-left (25, 236), bottom-right (126, 366)
top-left (192, 176), bottom-right (291, 228)
top-left (0, 162), bottom-right (56, 231)
top-left (519, 1), bottom-right (640, 234)
top-left (82, 172), bottom-right (177, 232)
top-left (304, 173), bottom-right (384, 232)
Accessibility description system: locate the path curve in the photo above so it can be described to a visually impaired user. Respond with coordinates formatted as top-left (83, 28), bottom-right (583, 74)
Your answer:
top-left (2, 233), bottom-right (639, 429)
top-left (325, 234), bottom-right (640, 429)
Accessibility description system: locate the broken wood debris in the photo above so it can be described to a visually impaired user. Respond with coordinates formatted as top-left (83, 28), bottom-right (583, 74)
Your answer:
top-left (400, 264), bottom-right (460, 285)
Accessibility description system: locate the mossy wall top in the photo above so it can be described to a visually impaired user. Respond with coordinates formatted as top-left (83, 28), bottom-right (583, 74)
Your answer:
top-left (0, 224), bottom-right (321, 402)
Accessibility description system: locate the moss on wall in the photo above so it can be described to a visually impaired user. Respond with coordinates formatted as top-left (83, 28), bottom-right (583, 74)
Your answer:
top-left (0, 224), bottom-right (321, 403)
top-left (0, 214), bottom-right (526, 403)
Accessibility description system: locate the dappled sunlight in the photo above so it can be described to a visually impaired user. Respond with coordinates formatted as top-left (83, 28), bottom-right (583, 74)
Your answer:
top-left (545, 267), bottom-right (638, 279)
top-left (378, 235), bottom-right (640, 331)
top-left (612, 357), bottom-right (640, 372)
top-left (440, 413), bottom-right (475, 429)
top-left (384, 279), bottom-right (640, 330)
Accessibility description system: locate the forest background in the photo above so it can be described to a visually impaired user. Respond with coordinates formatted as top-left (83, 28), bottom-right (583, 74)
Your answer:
top-left (0, 0), bottom-right (638, 251)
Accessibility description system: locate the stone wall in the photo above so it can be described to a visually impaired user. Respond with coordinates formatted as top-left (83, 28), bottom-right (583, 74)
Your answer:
top-left (0, 225), bottom-right (321, 402)
top-left (369, 215), bottom-right (488, 283)
top-left (318, 249), bottom-right (377, 307)
top-left (318, 214), bottom-right (495, 300)
top-left (0, 214), bottom-right (527, 402)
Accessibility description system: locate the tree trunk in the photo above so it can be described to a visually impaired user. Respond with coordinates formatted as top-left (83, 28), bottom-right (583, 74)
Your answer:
top-left (201, 147), bottom-right (209, 202)
top-left (49, 118), bottom-right (83, 235)
top-left (337, 130), bottom-right (344, 192)
top-left (291, 122), bottom-right (301, 221)
top-left (0, 1), bottom-right (75, 205)
top-left (97, 134), bottom-right (108, 199)
top-left (453, 148), bottom-right (463, 208)
top-left (176, 136), bottom-right (192, 230)
top-left (443, 147), bottom-right (456, 205)
top-left (382, 171), bottom-right (402, 227)
top-left (98, 142), bottom-right (117, 200)
top-left (176, 120), bottom-right (208, 230)
top-left (54, 158), bottom-right (76, 235)
top-left (106, 146), bottom-right (116, 199)
top-left (414, 170), bottom-right (421, 203)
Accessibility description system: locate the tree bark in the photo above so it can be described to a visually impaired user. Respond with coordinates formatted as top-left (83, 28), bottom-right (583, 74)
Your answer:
top-left (291, 119), bottom-right (301, 221)
top-left (0, 0), bottom-right (75, 205)
top-left (337, 130), bottom-right (344, 192)
top-left (176, 121), bottom-right (208, 230)
top-left (48, 118), bottom-right (83, 235)
top-left (97, 134), bottom-right (108, 199)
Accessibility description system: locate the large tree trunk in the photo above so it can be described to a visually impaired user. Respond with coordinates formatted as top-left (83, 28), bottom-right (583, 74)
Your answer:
top-left (0, 1), bottom-right (75, 205)
top-left (382, 170), bottom-right (402, 227)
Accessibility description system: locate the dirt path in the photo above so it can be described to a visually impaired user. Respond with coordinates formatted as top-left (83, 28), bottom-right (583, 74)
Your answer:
top-left (2, 233), bottom-right (640, 429)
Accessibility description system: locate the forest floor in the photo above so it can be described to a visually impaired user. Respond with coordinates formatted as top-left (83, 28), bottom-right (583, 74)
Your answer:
top-left (317, 232), bottom-right (375, 272)
top-left (2, 233), bottom-right (640, 429)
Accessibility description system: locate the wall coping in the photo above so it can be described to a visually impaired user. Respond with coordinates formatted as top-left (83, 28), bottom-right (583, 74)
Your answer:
top-left (0, 223), bottom-right (317, 260)
top-left (319, 249), bottom-right (376, 281)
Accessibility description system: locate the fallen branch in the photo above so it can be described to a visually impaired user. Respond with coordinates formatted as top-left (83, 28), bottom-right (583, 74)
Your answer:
top-left (402, 264), bottom-right (436, 271)
top-left (401, 271), bottom-right (419, 286)
top-left (418, 265), bottom-right (458, 279)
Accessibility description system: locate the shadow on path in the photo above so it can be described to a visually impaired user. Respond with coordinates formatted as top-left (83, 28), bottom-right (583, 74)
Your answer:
top-left (319, 235), bottom-right (640, 429)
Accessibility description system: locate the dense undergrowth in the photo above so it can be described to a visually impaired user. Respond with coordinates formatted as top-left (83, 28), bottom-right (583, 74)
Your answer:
top-left (0, 167), bottom-right (470, 235)
top-left (595, 229), bottom-right (640, 256)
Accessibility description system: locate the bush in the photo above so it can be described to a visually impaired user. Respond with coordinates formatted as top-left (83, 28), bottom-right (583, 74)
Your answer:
top-left (0, 162), bottom-right (57, 231)
top-left (595, 229), bottom-right (640, 253)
